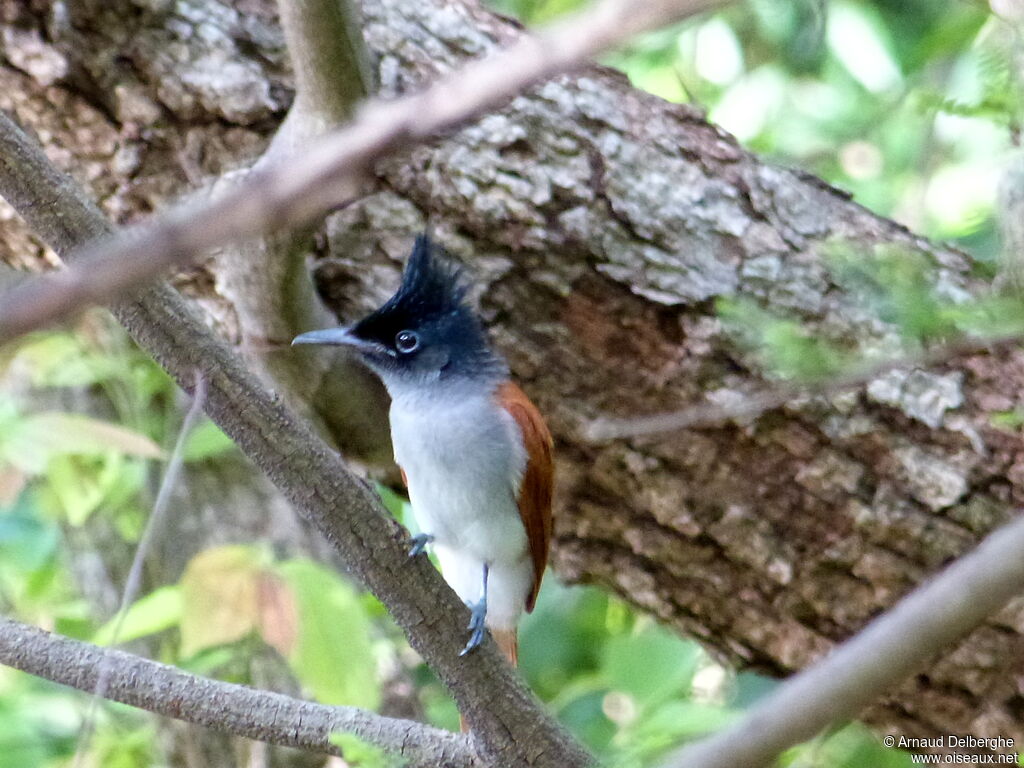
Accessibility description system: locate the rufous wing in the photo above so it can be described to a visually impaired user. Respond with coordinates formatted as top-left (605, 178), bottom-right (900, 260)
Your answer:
top-left (496, 381), bottom-right (554, 613)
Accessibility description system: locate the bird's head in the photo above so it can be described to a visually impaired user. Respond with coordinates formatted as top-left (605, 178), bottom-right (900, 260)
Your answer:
top-left (292, 235), bottom-right (504, 399)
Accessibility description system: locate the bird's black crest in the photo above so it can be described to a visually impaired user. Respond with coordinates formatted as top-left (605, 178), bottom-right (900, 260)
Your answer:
top-left (350, 235), bottom-right (489, 359)
top-left (346, 234), bottom-right (505, 381)
top-left (389, 234), bottom-right (468, 319)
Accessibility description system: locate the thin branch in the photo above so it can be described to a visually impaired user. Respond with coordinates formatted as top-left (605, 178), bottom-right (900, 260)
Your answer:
top-left (0, 106), bottom-right (590, 767)
top-left (73, 373), bottom-right (207, 766)
top-left (210, 0), bottom-right (393, 476)
top-left (0, 0), bottom-right (725, 345)
top-left (583, 332), bottom-right (1024, 440)
top-left (276, 0), bottom-right (370, 124)
top-left (0, 617), bottom-right (474, 768)
top-left (664, 513), bottom-right (1024, 768)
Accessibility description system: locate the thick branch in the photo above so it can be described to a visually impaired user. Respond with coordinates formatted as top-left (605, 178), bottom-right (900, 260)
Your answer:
top-left (0, 109), bottom-right (590, 768)
top-left (668, 513), bottom-right (1024, 768)
top-left (0, 617), bottom-right (473, 768)
top-left (0, 0), bottom-right (723, 344)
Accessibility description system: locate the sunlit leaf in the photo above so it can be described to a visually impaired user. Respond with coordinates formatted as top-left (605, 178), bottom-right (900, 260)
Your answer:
top-left (20, 412), bottom-right (164, 459)
top-left (826, 2), bottom-right (901, 92)
top-left (1, 412), bottom-right (163, 477)
top-left (179, 546), bottom-right (267, 657)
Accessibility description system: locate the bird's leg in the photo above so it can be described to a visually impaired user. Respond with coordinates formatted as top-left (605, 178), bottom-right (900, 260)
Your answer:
top-left (408, 532), bottom-right (434, 557)
top-left (460, 564), bottom-right (489, 656)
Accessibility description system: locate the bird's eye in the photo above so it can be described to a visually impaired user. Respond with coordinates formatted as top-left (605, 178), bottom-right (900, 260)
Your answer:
top-left (395, 330), bottom-right (420, 354)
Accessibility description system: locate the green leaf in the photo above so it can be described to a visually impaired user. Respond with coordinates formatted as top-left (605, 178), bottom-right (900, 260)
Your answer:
top-left (374, 482), bottom-right (411, 523)
top-left (717, 298), bottom-right (846, 382)
top-left (782, 722), bottom-right (912, 768)
top-left (181, 419), bottom-right (236, 462)
top-left (558, 689), bottom-right (616, 753)
top-left (329, 733), bottom-right (393, 768)
top-left (520, 584), bottom-right (613, 700)
top-left (826, 2), bottom-right (901, 93)
top-left (93, 586), bottom-right (182, 646)
top-left (41, 453), bottom-right (145, 527)
top-left (10, 332), bottom-right (114, 389)
top-left (44, 455), bottom-right (113, 526)
top-left (0, 702), bottom-right (51, 767)
top-left (275, 558), bottom-right (380, 709)
top-left (601, 626), bottom-right (702, 708)
top-left (613, 699), bottom-right (736, 765)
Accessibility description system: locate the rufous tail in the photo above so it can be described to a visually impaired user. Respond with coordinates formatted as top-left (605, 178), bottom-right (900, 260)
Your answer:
top-left (460, 628), bottom-right (518, 733)
top-left (492, 628), bottom-right (518, 666)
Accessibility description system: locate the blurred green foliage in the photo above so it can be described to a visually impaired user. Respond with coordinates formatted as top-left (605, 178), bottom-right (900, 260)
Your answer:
top-left (3, 1), bottom-right (1022, 766)
top-left (496, 0), bottom-right (1015, 257)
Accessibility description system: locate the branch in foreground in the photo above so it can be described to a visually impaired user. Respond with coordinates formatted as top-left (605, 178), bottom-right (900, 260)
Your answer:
top-left (0, 104), bottom-right (591, 767)
top-left (664, 513), bottom-right (1024, 768)
top-left (584, 333), bottom-right (1023, 440)
top-left (0, 0), bottom-right (724, 344)
top-left (0, 617), bottom-right (474, 768)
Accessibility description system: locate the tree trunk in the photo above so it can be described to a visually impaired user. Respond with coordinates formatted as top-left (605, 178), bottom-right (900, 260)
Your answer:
top-left (2, 0), bottom-right (1021, 750)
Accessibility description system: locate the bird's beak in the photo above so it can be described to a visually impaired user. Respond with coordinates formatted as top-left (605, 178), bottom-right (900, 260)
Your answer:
top-left (292, 327), bottom-right (365, 349)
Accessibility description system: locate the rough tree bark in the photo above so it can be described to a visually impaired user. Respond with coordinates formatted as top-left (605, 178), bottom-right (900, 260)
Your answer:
top-left (2, 0), bottom-right (1022, 752)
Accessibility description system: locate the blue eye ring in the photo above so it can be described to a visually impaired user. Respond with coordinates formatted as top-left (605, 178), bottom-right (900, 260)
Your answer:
top-left (395, 330), bottom-right (420, 354)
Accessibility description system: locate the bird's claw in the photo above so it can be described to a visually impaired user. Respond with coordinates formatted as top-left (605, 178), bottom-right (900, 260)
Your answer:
top-left (459, 627), bottom-right (486, 656)
top-left (459, 599), bottom-right (487, 656)
top-left (407, 533), bottom-right (434, 558)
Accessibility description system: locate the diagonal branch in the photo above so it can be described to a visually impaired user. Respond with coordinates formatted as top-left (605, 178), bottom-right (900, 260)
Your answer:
top-left (0, 0), bottom-right (724, 345)
top-left (0, 111), bottom-right (590, 767)
top-left (665, 513), bottom-right (1024, 768)
top-left (0, 616), bottom-right (475, 768)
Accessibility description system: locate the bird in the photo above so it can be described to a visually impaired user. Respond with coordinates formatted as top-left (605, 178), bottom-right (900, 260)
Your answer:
top-left (292, 234), bottom-right (553, 665)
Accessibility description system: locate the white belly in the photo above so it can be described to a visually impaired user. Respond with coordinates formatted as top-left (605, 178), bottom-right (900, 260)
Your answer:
top-left (389, 391), bottom-right (533, 629)
top-left (390, 393), bottom-right (528, 561)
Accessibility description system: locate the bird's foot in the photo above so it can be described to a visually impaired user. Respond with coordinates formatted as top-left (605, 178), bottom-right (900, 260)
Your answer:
top-left (407, 533), bottom-right (434, 558)
top-left (459, 599), bottom-right (488, 656)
